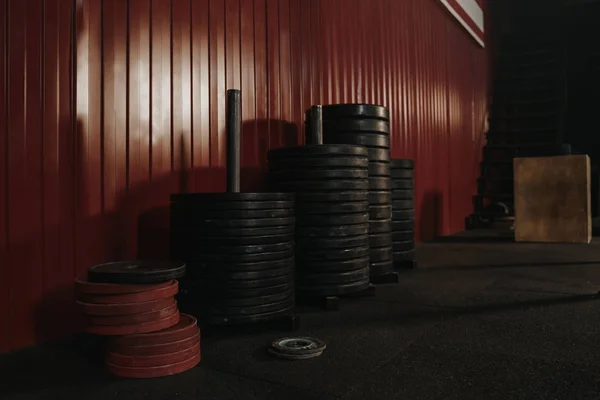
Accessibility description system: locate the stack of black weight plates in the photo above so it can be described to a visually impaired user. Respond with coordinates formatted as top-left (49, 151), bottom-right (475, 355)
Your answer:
top-left (267, 145), bottom-right (371, 298)
top-left (390, 159), bottom-right (416, 268)
top-left (317, 104), bottom-right (395, 281)
top-left (169, 193), bottom-right (295, 325)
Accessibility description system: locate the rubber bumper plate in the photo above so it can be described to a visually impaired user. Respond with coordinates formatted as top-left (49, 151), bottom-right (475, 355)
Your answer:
top-left (88, 261), bottom-right (186, 285)
top-left (110, 314), bottom-right (199, 347)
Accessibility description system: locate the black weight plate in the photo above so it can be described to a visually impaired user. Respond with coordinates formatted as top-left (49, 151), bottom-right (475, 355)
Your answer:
top-left (196, 282), bottom-right (294, 299)
top-left (297, 256), bottom-right (369, 272)
top-left (390, 169), bottom-right (414, 179)
top-left (298, 268), bottom-right (370, 285)
top-left (296, 201), bottom-right (369, 215)
top-left (390, 159), bottom-right (415, 169)
top-left (392, 180), bottom-right (413, 190)
top-left (369, 205), bottom-right (392, 220)
top-left (269, 169), bottom-right (369, 181)
top-left (171, 208), bottom-right (294, 220)
top-left (298, 279), bottom-right (370, 297)
top-left (202, 305), bottom-right (294, 326)
top-left (391, 190), bottom-right (413, 200)
top-left (392, 210), bottom-right (414, 221)
top-left (189, 248), bottom-right (295, 263)
top-left (393, 240), bottom-right (415, 252)
top-left (268, 157), bottom-right (368, 170)
top-left (297, 224), bottom-right (369, 238)
top-left (171, 193), bottom-right (293, 203)
top-left (368, 148), bottom-right (390, 162)
top-left (192, 242), bottom-right (293, 255)
top-left (319, 104), bottom-right (390, 120)
top-left (297, 235), bottom-right (369, 249)
top-left (392, 220), bottom-right (414, 231)
top-left (322, 119), bottom-right (390, 133)
top-left (198, 273), bottom-right (294, 290)
top-left (392, 199), bottom-right (414, 210)
top-left (295, 191), bottom-right (368, 203)
top-left (370, 259), bottom-right (394, 277)
top-left (205, 298), bottom-right (294, 317)
top-left (298, 246), bottom-right (370, 261)
top-left (297, 213), bottom-right (369, 226)
top-left (368, 162), bottom-right (390, 177)
top-left (370, 247), bottom-right (393, 263)
top-left (195, 217), bottom-right (295, 229)
top-left (186, 233), bottom-right (295, 246)
top-left (369, 177), bottom-right (391, 190)
top-left (274, 180), bottom-right (369, 192)
top-left (87, 261), bottom-right (186, 285)
top-left (323, 133), bottom-right (390, 148)
top-left (185, 257), bottom-right (295, 274)
top-left (394, 249), bottom-right (416, 262)
top-left (392, 231), bottom-right (414, 242)
top-left (369, 233), bottom-right (393, 248)
top-left (270, 336), bottom-right (326, 357)
top-left (267, 144), bottom-right (368, 160)
top-left (207, 290), bottom-right (294, 307)
top-left (172, 225), bottom-right (294, 237)
top-left (369, 191), bottom-right (392, 205)
top-left (369, 219), bottom-right (392, 234)
top-left (170, 200), bottom-right (293, 211)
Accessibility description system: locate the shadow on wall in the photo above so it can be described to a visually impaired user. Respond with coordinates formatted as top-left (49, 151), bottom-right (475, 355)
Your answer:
top-left (419, 190), bottom-right (444, 242)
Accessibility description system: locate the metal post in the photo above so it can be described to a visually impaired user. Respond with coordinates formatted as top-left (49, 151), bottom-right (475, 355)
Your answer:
top-left (307, 105), bottom-right (323, 145)
top-left (226, 89), bottom-right (241, 193)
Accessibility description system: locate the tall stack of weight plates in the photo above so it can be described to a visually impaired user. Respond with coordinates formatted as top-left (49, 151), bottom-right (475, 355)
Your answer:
top-left (169, 193), bottom-right (296, 325)
top-left (390, 159), bottom-right (416, 268)
top-left (318, 104), bottom-right (397, 283)
top-left (267, 145), bottom-right (371, 298)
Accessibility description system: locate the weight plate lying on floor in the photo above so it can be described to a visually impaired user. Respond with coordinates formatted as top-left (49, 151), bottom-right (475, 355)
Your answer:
top-left (392, 210), bottom-right (414, 220)
top-left (110, 314), bottom-right (198, 347)
top-left (392, 220), bottom-right (414, 231)
top-left (297, 224), bottom-right (369, 238)
top-left (369, 191), bottom-right (392, 205)
top-left (295, 191), bottom-right (368, 203)
top-left (267, 144), bottom-right (369, 160)
top-left (82, 303), bottom-right (178, 326)
top-left (369, 177), bottom-right (392, 190)
top-left (369, 205), bottom-right (392, 220)
top-left (106, 343), bottom-right (201, 368)
top-left (269, 169), bottom-right (369, 180)
top-left (298, 246), bottom-right (370, 261)
top-left (370, 259), bottom-right (394, 276)
top-left (370, 247), bottom-right (393, 263)
top-left (394, 249), bottom-right (416, 262)
top-left (295, 201), bottom-right (369, 215)
top-left (390, 159), bottom-right (415, 169)
top-left (369, 219), bottom-right (392, 234)
top-left (296, 213), bottom-right (369, 226)
top-left (393, 240), bottom-right (415, 252)
top-left (297, 279), bottom-right (370, 297)
top-left (297, 235), bottom-right (369, 249)
top-left (392, 199), bottom-right (414, 210)
top-left (171, 192), bottom-right (293, 203)
top-left (392, 231), bottom-right (414, 242)
top-left (274, 180), bottom-right (369, 192)
top-left (77, 297), bottom-right (177, 316)
top-left (322, 119), bottom-right (390, 133)
top-left (74, 278), bottom-right (172, 296)
top-left (83, 311), bottom-right (180, 335)
top-left (323, 133), bottom-right (390, 148)
top-left (268, 157), bottom-right (368, 170)
top-left (392, 180), bottom-right (413, 190)
top-left (105, 352), bottom-right (200, 379)
top-left (269, 336), bottom-right (326, 360)
top-left (369, 162), bottom-right (391, 177)
top-left (319, 104), bottom-right (390, 120)
top-left (391, 169), bottom-right (414, 179)
top-left (88, 261), bottom-right (186, 285)
top-left (296, 256), bottom-right (369, 272)
top-left (78, 280), bottom-right (179, 304)
top-left (368, 148), bottom-right (391, 162)
top-left (369, 233), bottom-right (393, 248)
top-left (391, 190), bottom-right (413, 200)
top-left (298, 268), bottom-right (370, 285)
top-left (107, 332), bottom-right (200, 357)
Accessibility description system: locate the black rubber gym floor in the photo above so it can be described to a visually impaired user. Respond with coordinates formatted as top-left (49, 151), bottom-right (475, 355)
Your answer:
top-left (3, 229), bottom-right (600, 399)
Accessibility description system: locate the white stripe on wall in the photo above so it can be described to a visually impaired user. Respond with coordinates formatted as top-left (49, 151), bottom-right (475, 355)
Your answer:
top-left (456, 0), bottom-right (484, 31)
top-left (440, 0), bottom-right (485, 47)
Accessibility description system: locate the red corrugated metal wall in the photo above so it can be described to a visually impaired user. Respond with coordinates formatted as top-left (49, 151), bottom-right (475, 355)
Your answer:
top-left (0, 0), bottom-right (487, 352)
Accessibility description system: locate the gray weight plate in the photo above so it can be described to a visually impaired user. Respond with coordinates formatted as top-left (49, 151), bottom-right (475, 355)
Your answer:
top-left (391, 190), bottom-right (413, 200)
top-left (198, 273), bottom-right (294, 290)
top-left (297, 224), bottom-right (369, 238)
top-left (370, 259), bottom-right (394, 277)
top-left (269, 169), bottom-right (369, 181)
top-left (192, 242), bottom-right (293, 255)
top-left (369, 219), bottom-right (392, 234)
top-left (369, 233), bottom-right (393, 248)
top-left (268, 157), bottom-right (368, 170)
top-left (390, 169), bottom-right (414, 179)
top-left (298, 245), bottom-right (370, 261)
top-left (369, 205), bottom-right (392, 220)
top-left (369, 177), bottom-right (392, 190)
top-left (267, 144), bottom-right (368, 160)
top-left (392, 220), bottom-right (414, 231)
top-left (323, 133), bottom-right (390, 148)
top-left (190, 249), bottom-right (295, 264)
top-left (205, 298), bottom-right (294, 317)
top-left (295, 191), bottom-right (368, 203)
top-left (322, 119), bottom-right (390, 133)
top-left (296, 256), bottom-right (369, 272)
top-left (195, 217), bottom-right (295, 229)
top-left (369, 191), bottom-right (392, 205)
top-left (393, 240), bottom-right (415, 252)
top-left (392, 180), bottom-right (413, 190)
top-left (170, 208), bottom-right (294, 220)
top-left (368, 148), bottom-right (391, 162)
top-left (369, 162), bottom-right (391, 177)
top-left (172, 225), bottom-right (295, 237)
top-left (208, 290), bottom-right (294, 307)
top-left (392, 200), bottom-right (414, 210)
top-left (274, 180), bottom-right (369, 192)
top-left (394, 249), bottom-right (416, 262)
top-left (319, 104), bottom-right (390, 120)
top-left (296, 201), bottom-right (369, 215)
top-left (297, 235), bottom-right (369, 249)
top-left (392, 210), bottom-right (414, 221)
top-left (370, 247), bottom-right (393, 263)
top-left (171, 192), bottom-right (294, 203)
top-left (170, 200), bottom-right (294, 211)
top-left (297, 279), bottom-right (370, 297)
top-left (296, 213), bottom-right (369, 226)
top-left (298, 268), bottom-right (370, 285)
top-left (197, 282), bottom-right (294, 299)
top-left (392, 231), bottom-right (414, 242)
top-left (390, 159), bottom-right (415, 169)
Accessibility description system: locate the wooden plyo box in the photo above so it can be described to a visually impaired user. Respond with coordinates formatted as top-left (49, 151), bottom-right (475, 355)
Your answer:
top-left (514, 155), bottom-right (591, 243)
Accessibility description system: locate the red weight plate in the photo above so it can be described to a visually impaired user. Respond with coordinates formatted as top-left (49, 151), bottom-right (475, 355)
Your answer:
top-left (74, 277), bottom-right (172, 296)
top-left (77, 280), bottom-right (178, 304)
top-left (106, 352), bottom-right (200, 379)
top-left (110, 314), bottom-right (198, 347)
top-left (83, 311), bottom-right (180, 335)
top-left (82, 303), bottom-right (178, 326)
top-left (106, 342), bottom-right (201, 368)
top-left (108, 331), bottom-right (200, 357)
top-left (77, 297), bottom-right (176, 316)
